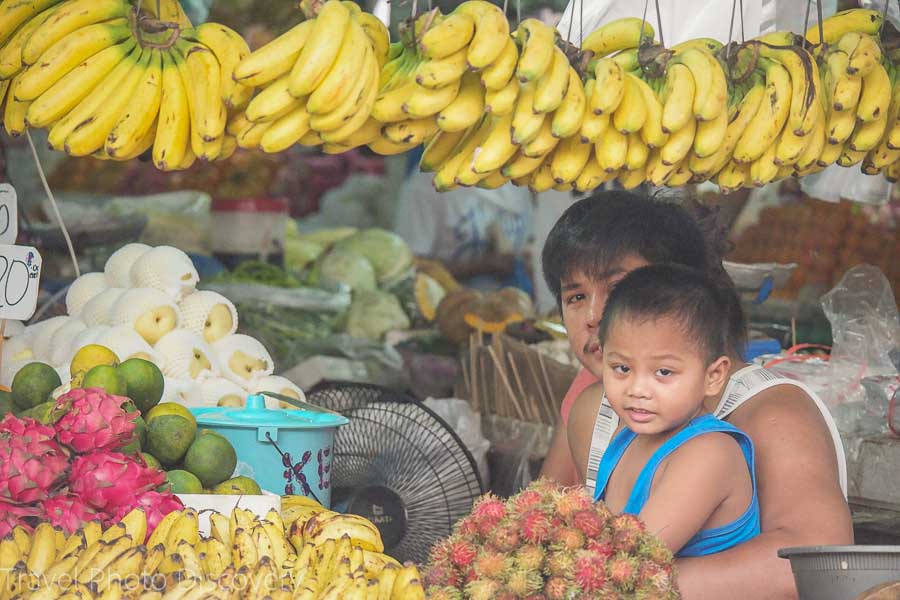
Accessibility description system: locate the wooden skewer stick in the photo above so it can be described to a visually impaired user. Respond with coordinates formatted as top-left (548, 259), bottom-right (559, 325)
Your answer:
top-left (488, 346), bottom-right (526, 421)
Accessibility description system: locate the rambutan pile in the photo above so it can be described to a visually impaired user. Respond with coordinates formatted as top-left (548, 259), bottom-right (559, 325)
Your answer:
top-left (424, 478), bottom-right (680, 599)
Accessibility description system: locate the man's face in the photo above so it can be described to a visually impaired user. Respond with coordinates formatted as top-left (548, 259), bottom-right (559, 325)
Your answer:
top-left (559, 254), bottom-right (649, 377)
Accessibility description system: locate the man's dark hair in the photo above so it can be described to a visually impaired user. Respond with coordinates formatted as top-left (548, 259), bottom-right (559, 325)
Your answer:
top-left (541, 191), bottom-right (711, 305)
top-left (598, 264), bottom-right (748, 361)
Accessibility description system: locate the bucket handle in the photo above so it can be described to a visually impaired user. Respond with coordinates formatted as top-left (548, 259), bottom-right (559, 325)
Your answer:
top-left (261, 390), bottom-right (344, 417)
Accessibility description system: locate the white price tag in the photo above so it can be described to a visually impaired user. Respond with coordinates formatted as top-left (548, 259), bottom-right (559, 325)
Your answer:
top-left (0, 184), bottom-right (17, 245)
top-left (0, 245), bottom-right (41, 321)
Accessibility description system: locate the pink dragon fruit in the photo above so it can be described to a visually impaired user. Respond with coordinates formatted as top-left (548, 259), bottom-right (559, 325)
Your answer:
top-left (109, 490), bottom-right (183, 540)
top-left (40, 494), bottom-right (101, 534)
top-left (0, 415), bottom-right (69, 503)
top-left (68, 451), bottom-right (165, 512)
top-left (54, 388), bottom-right (137, 453)
top-left (0, 499), bottom-right (38, 537)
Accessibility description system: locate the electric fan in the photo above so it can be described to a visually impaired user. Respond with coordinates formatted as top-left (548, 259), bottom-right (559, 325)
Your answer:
top-left (306, 382), bottom-right (484, 564)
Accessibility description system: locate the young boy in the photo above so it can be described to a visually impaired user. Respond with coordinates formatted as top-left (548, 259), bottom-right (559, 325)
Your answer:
top-left (593, 263), bottom-right (760, 557)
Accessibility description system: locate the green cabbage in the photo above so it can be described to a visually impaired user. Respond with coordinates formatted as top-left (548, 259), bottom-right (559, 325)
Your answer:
top-left (310, 248), bottom-right (377, 292)
top-left (344, 289), bottom-right (411, 340)
top-left (334, 228), bottom-right (413, 284)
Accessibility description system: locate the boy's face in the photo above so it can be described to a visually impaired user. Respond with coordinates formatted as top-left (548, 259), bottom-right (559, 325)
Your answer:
top-left (601, 315), bottom-right (730, 437)
top-left (560, 254), bottom-right (648, 377)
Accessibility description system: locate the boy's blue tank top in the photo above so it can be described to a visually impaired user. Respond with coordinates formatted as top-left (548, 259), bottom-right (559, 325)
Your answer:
top-left (593, 413), bottom-right (760, 557)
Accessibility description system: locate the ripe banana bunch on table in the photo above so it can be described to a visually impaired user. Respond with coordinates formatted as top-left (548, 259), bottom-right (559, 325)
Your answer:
top-left (231, 0), bottom-right (390, 154)
top-left (0, 0), bottom-right (251, 170)
top-left (18, 499), bottom-right (421, 600)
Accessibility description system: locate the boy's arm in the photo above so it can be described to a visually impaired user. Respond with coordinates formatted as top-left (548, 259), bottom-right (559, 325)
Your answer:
top-left (564, 383), bottom-right (605, 482)
top-left (638, 432), bottom-right (747, 555)
top-left (674, 389), bottom-right (853, 600)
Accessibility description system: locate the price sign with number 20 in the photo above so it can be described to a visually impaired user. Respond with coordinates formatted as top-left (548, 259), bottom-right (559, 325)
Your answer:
top-left (0, 245), bottom-right (41, 321)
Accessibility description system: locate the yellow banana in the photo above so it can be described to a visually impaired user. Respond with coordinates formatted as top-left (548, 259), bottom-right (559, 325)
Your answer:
top-left (290, 0), bottom-right (351, 96)
top-left (14, 17), bottom-right (131, 101)
top-left (455, 1), bottom-right (509, 70)
top-left (153, 50), bottom-right (190, 170)
top-left (260, 98), bottom-right (311, 152)
top-left (480, 35), bottom-right (517, 90)
top-left (612, 74), bottom-right (646, 134)
top-left (523, 117), bottom-right (559, 157)
top-left (234, 20), bottom-right (313, 87)
top-left (551, 68), bottom-right (586, 139)
top-left (372, 59), bottom-right (417, 123)
top-left (828, 51), bottom-right (862, 111)
top-left (646, 150), bottom-right (679, 186)
top-left (188, 22), bottom-right (253, 109)
top-left (106, 48), bottom-right (162, 158)
top-left (26, 522), bottom-right (57, 577)
top-left (844, 33), bottom-right (881, 77)
top-left (0, 0), bottom-right (64, 46)
top-left (4, 75), bottom-right (30, 136)
top-left (511, 82), bottom-right (545, 144)
top-left (692, 79), bottom-right (765, 175)
top-left (94, 546), bottom-right (146, 594)
top-left (581, 17), bottom-right (654, 57)
top-left (432, 116), bottom-right (490, 191)
top-left (533, 47), bottom-right (569, 114)
top-left (750, 138), bottom-right (779, 186)
top-left (661, 63), bottom-right (695, 133)
top-left (307, 18), bottom-right (368, 114)
top-left (516, 18), bottom-right (556, 82)
top-left (0, 2), bottom-right (61, 78)
top-left (591, 58), bottom-right (625, 114)
top-left (402, 76), bottom-right (460, 118)
top-left (838, 146), bottom-right (868, 166)
top-left (758, 43), bottom-right (821, 136)
top-left (319, 54), bottom-right (380, 143)
top-left (366, 132), bottom-right (419, 155)
top-left (632, 74), bottom-right (667, 147)
top-left (733, 60), bottom-right (791, 163)
top-left (473, 113), bottom-right (518, 173)
top-left (310, 44), bottom-right (375, 132)
top-left (437, 71), bottom-right (484, 132)
top-left (22, 0), bottom-right (129, 66)
top-left (715, 159), bottom-right (750, 193)
top-left (176, 41), bottom-right (227, 158)
top-left (774, 121), bottom-right (808, 166)
top-left (62, 47), bottom-right (148, 156)
top-left (357, 12), bottom-right (389, 68)
top-left (806, 8), bottom-right (883, 44)
top-left (660, 117), bottom-right (696, 165)
top-left (415, 46), bottom-right (467, 89)
top-left (164, 509), bottom-right (200, 549)
top-left (477, 170), bottom-right (510, 189)
top-left (849, 108), bottom-right (888, 152)
top-left (670, 48), bottom-right (713, 121)
top-left (420, 128), bottom-right (467, 171)
top-left (418, 11), bottom-right (475, 60)
top-left (26, 37), bottom-right (135, 128)
top-left (502, 150), bottom-right (546, 179)
top-left (624, 132), bottom-right (649, 170)
top-left (665, 161), bottom-right (694, 187)
top-left (484, 75), bottom-right (518, 115)
top-left (796, 115), bottom-right (827, 170)
top-left (579, 79), bottom-right (610, 143)
top-left (856, 62), bottom-right (891, 123)
top-left (597, 124), bottom-right (628, 172)
top-left (575, 150), bottom-right (616, 192)
top-left (383, 117), bottom-right (439, 145)
top-left (528, 153), bottom-right (555, 192)
top-left (817, 138), bottom-right (845, 167)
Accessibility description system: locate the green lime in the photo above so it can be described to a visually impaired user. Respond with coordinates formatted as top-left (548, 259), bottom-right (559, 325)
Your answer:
top-left (11, 362), bottom-right (61, 410)
top-left (140, 452), bottom-right (161, 470)
top-left (117, 358), bottom-right (164, 413)
top-left (0, 391), bottom-right (13, 419)
top-left (145, 402), bottom-right (197, 427)
top-left (183, 430), bottom-right (237, 488)
top-left (164, 470), bottom-right (204, 494)
top-left (212, 476), bottom-right (262, 495)
top-left (81, 365), bottom-right (127, 396)
top-left (145, 414), bottom-right (196, 467)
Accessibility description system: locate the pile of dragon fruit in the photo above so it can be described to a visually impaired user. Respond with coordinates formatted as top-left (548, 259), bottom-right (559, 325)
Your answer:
top-left (0, 388), bottom-right (181, 538)
top-left (424, 478), bottom-right (680, 600)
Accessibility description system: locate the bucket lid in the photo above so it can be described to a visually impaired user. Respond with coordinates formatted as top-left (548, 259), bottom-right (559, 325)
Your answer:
top-left (192, 395), bottom-right (349, 429)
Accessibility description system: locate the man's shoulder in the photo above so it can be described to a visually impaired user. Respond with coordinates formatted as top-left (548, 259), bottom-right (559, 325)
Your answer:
top-left (726, 379), bottom-right (835, 441)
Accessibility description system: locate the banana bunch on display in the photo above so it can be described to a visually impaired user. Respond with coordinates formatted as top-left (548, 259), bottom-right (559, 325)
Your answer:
top-left (11, 497), bottom-right (423, 600)
top-left (0, 0), bottom-right (251, 170)
top-left (230, 0), bottom-right (390, 154)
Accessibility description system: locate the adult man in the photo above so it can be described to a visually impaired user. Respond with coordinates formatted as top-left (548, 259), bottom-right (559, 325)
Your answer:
top-left (539, 192), bottom-right (852, 600)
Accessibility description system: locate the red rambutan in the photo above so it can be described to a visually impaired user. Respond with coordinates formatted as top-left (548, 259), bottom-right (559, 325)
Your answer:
top-left (554, 487), bottom-right (594, 520)
top-left (464, 579), bottom-right (501, 600)
top-left (513, 489), bottom-right (545, 512)
top-left (572, 509), bottom-right (606, 539)
top-left (610, 513), bottom-right (647, 553)
top-left (545, 550), bottom-right (575, 578)
top-left (521, 510), bottom-right (553, 544)
top-left (545, 576), bottom-right (572, 600)
top-left (470, 493), bottom-right (507, 534)
top-left (573, 549), bottom-right (608, 592)
top-left (473, 550), bottom-right (510, 580)
top-left (505, 568), bottom-right (544, 596)
top-left (514, 544), bottom-right (545, 571)
top-left (447, 539), bottom-right (478, 568)
top-left (552, 527), bottom-right (586, 552)
top-left (489, 522), bottom-right (521, 552)
top-left (425, 562), bottom-right (462, 588)
top-left (607, 553), bottom-right (640, 591)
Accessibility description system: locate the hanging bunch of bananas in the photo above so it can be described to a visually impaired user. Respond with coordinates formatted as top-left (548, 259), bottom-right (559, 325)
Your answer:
top-left (0, 0), bottom-right (252, 170)
top-left (229, 0), bottom-right (390, 155)
top-left (8, 496), bottom-right (424, 599)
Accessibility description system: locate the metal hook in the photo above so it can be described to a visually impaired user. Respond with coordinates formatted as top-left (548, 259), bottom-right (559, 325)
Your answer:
top-left (739, 0), bottom-right (745, 43)
top-left (639, 0), bottom-right (650, 48)
top-left (802, 0), bottom-right (813, 49)
top-left (653, 0), bottom-right (664, 48)
top-left (565, 0), bottom-right (577, 43)
top-left (726, 0), bottom-right (737, 60)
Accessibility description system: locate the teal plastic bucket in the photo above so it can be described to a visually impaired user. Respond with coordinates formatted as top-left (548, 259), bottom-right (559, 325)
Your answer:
top-left (192, 395), bottom-right (349, 507)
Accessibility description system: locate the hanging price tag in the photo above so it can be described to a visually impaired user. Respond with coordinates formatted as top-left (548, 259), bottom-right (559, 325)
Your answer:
top-left (0, 245), bottom-right (41, 321)
top-left (0, 184), bottom-right (17, 245)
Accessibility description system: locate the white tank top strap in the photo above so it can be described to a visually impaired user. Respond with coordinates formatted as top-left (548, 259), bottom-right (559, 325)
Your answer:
top-left (584, 364), bottom-right (848, 497)
top-left (714, 364), bottom-right (848, 497)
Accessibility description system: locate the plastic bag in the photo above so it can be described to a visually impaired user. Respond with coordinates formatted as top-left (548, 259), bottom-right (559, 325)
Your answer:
top-left (821, 265), bottom-right (900, 408)
top-left (423, 398), bottom-right (491, 488)
top-left (801, 164), bottom-right (891, 205)
top-left (481, 415), bottom-right (554, 498)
